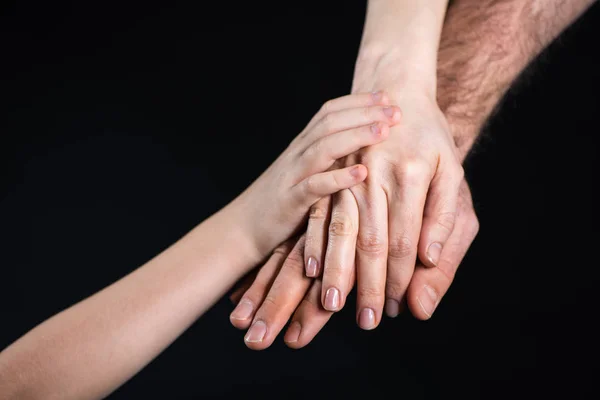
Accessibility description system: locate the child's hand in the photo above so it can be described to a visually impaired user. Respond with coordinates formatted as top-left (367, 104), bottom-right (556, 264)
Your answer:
top-left (231, 91), bottom-right (402, 260)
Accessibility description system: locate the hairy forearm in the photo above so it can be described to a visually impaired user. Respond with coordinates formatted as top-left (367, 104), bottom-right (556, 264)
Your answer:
top-left (0, 206), bottom-right (259, 400)
top-left (353, 0), bottom-right (450, 98)
top-left (438, 0), bottom-right (597, 157)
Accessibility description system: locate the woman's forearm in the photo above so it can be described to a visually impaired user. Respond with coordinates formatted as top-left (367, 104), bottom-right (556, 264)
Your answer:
top-left (0, 205), bottom-right (261, 400)
top-left (352, 0), bottom-right (450, 98)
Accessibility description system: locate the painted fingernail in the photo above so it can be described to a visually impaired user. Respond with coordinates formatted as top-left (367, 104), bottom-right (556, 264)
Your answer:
top-left (306, 257), bottom-right (318, 277)
top-left (383, 106), bottom-right (395, 119)
top-left (359, 308), bottom-right (376, 330)
top-left (371, 90), bottom-right (383, 103)
top-left (324, 287), bottom-right (340, 310)
top-left (417, 285), bottom-right (439, 318)
top-left (385, 299), bottom-right (401, 318)
top-left (244, 320), bottom-right (267, 343)
top-left (230, 300), bottom-right (254, 320)
top-left (284, 321), bottom-right (302, 343)
top-left (427, 242), bottom-right (443, 266)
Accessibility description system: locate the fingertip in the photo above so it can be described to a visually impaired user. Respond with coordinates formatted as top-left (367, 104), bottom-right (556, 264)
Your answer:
top-left (305, 256), bottom-right (319, 278)
top-left (283, 321), bottom-right (302, 344)
top-left (370, 90), bottom-right (390, 105)
top-left (425, 242), bottom-right (443, 268)
top-left (408, 283), bottom-right (439, 321)
top-left (349, 164), bottom-right (368, 181)
top-left (378, 122), bottom-right (390, 139)
top-left (382, 105), bottom-right (402, 126)
top-left (230, 314), bottom-right (253, 330)
top-left (230, 300), bottom-right (256, 329)
top-left (357, 307), bottom-right (378, 330)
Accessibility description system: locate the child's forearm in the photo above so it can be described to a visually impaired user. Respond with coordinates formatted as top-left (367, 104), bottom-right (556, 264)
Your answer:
top-left (0, 91), bottom-right (399, 399)
top-left (0, 204), bottom-right (260, 400)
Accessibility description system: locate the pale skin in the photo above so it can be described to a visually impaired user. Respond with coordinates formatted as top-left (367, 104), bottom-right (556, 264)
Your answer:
top-left (0, 92), bottom-right (402, 399)
top-left (230, 0), bottom-right (597, 349)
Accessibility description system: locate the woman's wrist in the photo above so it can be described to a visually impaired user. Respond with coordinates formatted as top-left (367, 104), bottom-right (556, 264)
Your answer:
top-left (353, 0), bottom-right (449, 100)
top-left (352, 46), bottom-right (438, 101)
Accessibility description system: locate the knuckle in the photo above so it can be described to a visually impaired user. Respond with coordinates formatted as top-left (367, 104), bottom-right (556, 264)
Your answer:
top-left (397, 160), bottom-right (431, 186)
top-left (300, 295), bottom-right (319, 309)
top-left (272, 247), bottom-right (290, 257)
top-left (357, 285), bottom-right (383, 300)
top-left (272, 240), bottom-right (294, 257)
top-left (303, 175), bottom-right (321, 197)
top-left (388, 235), bottom-right (413, 260)
top-left (356, 232), bottom-right (386, 255)
top-left (304, 138), bottom-right (324, 161)
top-left (320, 112), bottom-right (335, 134)
top-left (323, 262), bottom-right (344, 277)
top-left (321, 99), bottom-right (334, 115)
top-left (385, 281), bottom-right (408, 299)
top-left (261, 294), bottom-right (279, 310)
top-left (283, 249), bottom-right (306, 271)
top-left (469, 215), bottom-right (480, 237)
top-left (329, 213), bottom-right (355, 236)
top-left (309, 205), bottom-right (328, 220)
top-left (436, 211), bottom-right (457, 234)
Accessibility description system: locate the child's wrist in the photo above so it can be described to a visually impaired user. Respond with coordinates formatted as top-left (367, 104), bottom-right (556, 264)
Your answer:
top-left (222, 195), bottom-right (267, 268)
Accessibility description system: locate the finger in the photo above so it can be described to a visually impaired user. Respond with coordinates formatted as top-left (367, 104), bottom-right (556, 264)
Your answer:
top-left (293, 164), bottom-right (367, 208)
top-left (306, 104), bottom-right (401, 142)
top-left (229, 269), bottom-right (258, 305)
top-left (417, 162), bottom-right (463, 268)
top-left (300, 121), bottom-right (390, 176)
top-left (229, 239), bottom-right (294, 329)
top-left (305, 196), bottom-right (332, 278)
top-left (321, 189), bottom-right (359, 312)
top-left (384, 165), bottom-right (430, 318)
top-left (352, 183), bottom-right (388, 330)
top-left (244, 236), bottom-right (313, 350)
top-left (408, 181), bottom-right (480, 320)
top-left (304, 91), bottom-right (391, 133)
top-left (285, 267), bottom-right (356, 348)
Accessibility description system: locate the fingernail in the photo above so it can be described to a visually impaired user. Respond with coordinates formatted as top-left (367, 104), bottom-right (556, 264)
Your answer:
top-left (370, 123), bottom-right (380, 136)
top-left (284, 321), bottom-right (302, 343)
top-left (306, 257), bottom-right (318, 277)
top-left (358, 308), bottom-right (376, 330)
top-left (371, 90), bottom-right (383, 103)
top-left (385, 299), bottom-right (401, 318)
top-left (383, 106), bottom-right (395, 119)
top-left (417, 285), bottom-right (439, 318)
top-left (324, 287), bottom-right (340, 310)
top-left (244, 320), bottom-right (267, 343)
top-left (427, 242), bottom-right (443, 266)
top-left (350, 165), bottom-right (363, 178)
top-left (230, 300), bottom-right (254, 320)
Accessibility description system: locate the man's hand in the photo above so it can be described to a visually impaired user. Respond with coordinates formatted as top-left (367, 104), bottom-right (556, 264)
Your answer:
top-left (229, 0), bottom-right (596, 349)
top-left (230, 180), bottom-right (478, 348)
top-left (307, 93), bottom-right (464, 328)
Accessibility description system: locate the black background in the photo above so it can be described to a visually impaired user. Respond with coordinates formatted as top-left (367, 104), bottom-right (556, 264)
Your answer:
top-left (1, 1), bottom-right (599, 398)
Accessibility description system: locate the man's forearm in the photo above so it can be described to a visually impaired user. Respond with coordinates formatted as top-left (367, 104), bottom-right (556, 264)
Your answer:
top-left (438, 0), bottom-right (597, 158)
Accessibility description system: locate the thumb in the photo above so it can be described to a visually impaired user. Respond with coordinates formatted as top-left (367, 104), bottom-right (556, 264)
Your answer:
top-left (417, 163), bottom-right (463, 268)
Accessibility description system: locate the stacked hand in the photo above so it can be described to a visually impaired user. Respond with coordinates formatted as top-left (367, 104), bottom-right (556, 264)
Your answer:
top-left (230, 91), bottom-right (480, 349)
